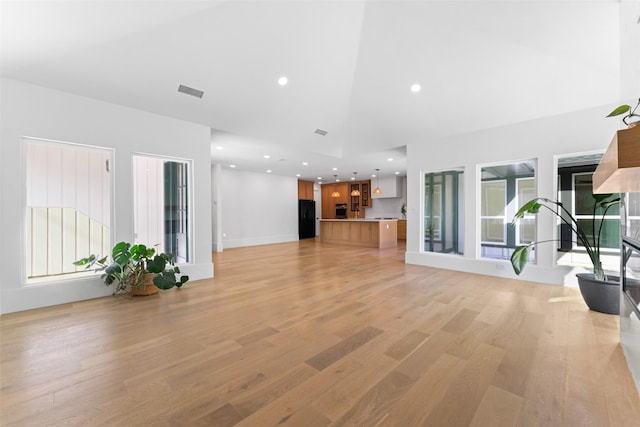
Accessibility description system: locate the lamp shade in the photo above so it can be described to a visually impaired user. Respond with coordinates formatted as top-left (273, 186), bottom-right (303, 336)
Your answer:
top-left (350, 172), bottom-right (360, 195)
top-left (331, 174), bottom-right (341, 197)
top-left (373, 168), bottom-right (382, 195)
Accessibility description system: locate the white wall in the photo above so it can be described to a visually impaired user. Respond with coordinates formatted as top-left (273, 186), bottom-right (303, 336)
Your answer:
top-left (217, 168), bottom-right (298, 248)
top-left (365, 176), bottom-right (407, 219)
top-left (620, 1), bottom-right (640, 98)
top-left (0, 78), bottom-right (213, 313)
top-left (211, 163), bottom-right (224, 252)
top-left (405, 106), bottom-right (621, 286)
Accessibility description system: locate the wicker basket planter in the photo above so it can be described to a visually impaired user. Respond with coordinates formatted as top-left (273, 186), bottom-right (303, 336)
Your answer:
top-left (130, 273), bottom-right (159, 296)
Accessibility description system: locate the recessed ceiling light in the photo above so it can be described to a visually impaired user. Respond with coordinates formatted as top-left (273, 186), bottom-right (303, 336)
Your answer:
top-left (278, 76), bottom-right (288, 86)
top-left (387, 158), bottom-right (394, 162)
top-left (229, 164), bottom-right (236, 168)
top-left (372, 174), bottom-right (376, 177)
top-left (263, 154), bottom-right (270, 159)
top-left (332, 167), bottom-right (338, 171)
top-left (411, 83), bottom-right (421, 93)
top-left (395, 171), bottom-right (400, 175)
top-left (266, 170), bottom-right (272, 173)
top-left (216, 146), bottom-right (224, 151)
top-left (296, 174), bottom-right (301, 177)
top-left (302, 162), bottom-right (308, 166)
top-left (317, 176), bottom-right (322, 180)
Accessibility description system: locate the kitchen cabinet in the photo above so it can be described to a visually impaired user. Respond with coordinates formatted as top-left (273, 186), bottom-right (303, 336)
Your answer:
top-left (297, 180), bottom-right (314, 200)
top-left (397, 219), bottom-right (407, 240)
top-left (319, 219), bottom-right (397, 248)
top-left (321, 185), bottom-right (333, 218)
top-left (321, 182), bottom-right (348, 218)
top-left (347, 180), bottom-right (372, 218)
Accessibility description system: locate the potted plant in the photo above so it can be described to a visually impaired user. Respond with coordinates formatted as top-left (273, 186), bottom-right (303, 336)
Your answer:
top-left (606, 98), bottom-right (640, 127)
top-left (74, 241), bottom-right (189, 296)
top-left (510, 194), bottom-right (621, 314)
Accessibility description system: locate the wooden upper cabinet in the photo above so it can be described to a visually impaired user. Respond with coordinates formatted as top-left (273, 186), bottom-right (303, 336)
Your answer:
top-left (298, 180), bottom-right (314, 200)
top-left (334, 182), bottom-right (349, 204)
top-left (361, 180), bottom-right (371, 207)
top-left (321, 182), bottom-right (349, 218)
top-left (348, 180), bottom-right (372, 211)
top-left (321, 185), bottom-right (334, 218)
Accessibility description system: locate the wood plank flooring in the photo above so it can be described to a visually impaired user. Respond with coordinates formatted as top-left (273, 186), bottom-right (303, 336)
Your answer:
top-left (1, 239), bottom-right (639, 426)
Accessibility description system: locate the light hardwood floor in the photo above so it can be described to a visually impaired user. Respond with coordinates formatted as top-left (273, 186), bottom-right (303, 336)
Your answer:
top-left (1, 240), bottom-right (639, 426)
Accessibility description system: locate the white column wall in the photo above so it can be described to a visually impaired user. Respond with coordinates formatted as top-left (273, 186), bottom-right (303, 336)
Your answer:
top-left (211, 162), bottom-right (223, 253)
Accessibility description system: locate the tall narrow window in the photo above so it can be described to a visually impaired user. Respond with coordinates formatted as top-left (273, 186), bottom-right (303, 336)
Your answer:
top-left (424, 169), bottom-right (464, 254)
top-left (557, 155), bottom-right (620, 270)
top-left (133, 155), bottom-right (191, 263)
top-left (480, 161), bottom-right (536, 260)
top-left (516, 178), bottom-right (536, 245)
top-left (573, 173), bottom-right (619, 249)
top-left (480, 180), bottom-right (507, 245)
top-left (25, 138), bottom-right (112, 280)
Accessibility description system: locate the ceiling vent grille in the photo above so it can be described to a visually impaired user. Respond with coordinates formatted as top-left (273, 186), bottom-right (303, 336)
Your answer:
top-left (178, 84), bottom-right (204, 99)
top-left (314, 128), bottom-right (328, 136)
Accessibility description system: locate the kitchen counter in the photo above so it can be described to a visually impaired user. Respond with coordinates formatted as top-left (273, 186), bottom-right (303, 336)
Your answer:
top-left (319, 219), bottom-right (397, 248)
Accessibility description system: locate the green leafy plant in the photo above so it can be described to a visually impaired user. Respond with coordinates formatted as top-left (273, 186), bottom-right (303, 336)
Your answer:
top-left (74, 241), bottom-right (189, 295)
top-left (511, 195), bottom-right (621, 281)
top-left (607, 98), bottom-right (640, 126)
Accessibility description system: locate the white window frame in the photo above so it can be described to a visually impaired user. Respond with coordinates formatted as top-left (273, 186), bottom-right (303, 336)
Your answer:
top-left (480, 179), bottom-right (507, 245)
top-left (132, 153), bottom-right (194, 265)
top-left (23, 137), bottom-right (114, 284)
top-left (515, 177), bottom-right (536, 246)
top-left (571, 172), bottom-right (619, 253)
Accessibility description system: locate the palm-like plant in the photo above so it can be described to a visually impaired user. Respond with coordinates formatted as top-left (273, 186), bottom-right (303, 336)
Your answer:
top-left (511, 194), bottom-right (621, 281)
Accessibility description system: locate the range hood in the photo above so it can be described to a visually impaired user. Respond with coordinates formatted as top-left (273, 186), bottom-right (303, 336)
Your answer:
top-left (593, 125), bottom-right (640, 194)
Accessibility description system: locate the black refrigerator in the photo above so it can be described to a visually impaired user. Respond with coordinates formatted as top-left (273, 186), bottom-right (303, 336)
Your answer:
top-left (298, 200), bottom-right (316, 239)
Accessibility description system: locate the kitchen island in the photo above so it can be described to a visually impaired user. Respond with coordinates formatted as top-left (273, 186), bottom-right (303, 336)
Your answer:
top-left (319, 219), bottom-right (397, 248)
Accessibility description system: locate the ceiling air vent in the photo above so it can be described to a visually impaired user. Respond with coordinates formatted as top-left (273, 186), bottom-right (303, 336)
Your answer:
top-left (314, 128), bottom-right (328, 136)
top-left (178, 84), bottom-right (204, 99)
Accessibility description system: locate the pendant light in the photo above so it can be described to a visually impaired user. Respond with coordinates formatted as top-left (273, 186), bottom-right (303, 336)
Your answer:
top-left (331, 175), bottom-right (341, 198)
top-left (373, 168), bottom-right (382, 195)
top-left (350, 172), bottom-right (361, 196)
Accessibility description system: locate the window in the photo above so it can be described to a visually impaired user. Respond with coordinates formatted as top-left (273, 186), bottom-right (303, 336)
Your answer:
top-left (133, 155), bottom-right (191, 263)
top-left (424, 169), bottom-right (464, 254)
top-left (557, 154), bottom-right (620, 270)
top-left (626, 193), bottom-right (640, 239)
top-left (573, 172), bottom-right (619, 249)
top-left (481, 180), bottom-right (506, 244)
top-left (25, 138), bottom-right (112, 280)
top-left (480, 161), bottom-right (536, 260)
top-left (516, 178), bottom-right (536, 245)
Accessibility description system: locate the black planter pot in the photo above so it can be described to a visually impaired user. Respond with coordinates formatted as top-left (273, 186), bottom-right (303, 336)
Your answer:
top-left (576, 273), bottom-right (620, 315)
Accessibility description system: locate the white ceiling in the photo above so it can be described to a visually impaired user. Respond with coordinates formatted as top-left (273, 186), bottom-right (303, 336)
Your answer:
top-left (0, 0), bottom-right (623, 182)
